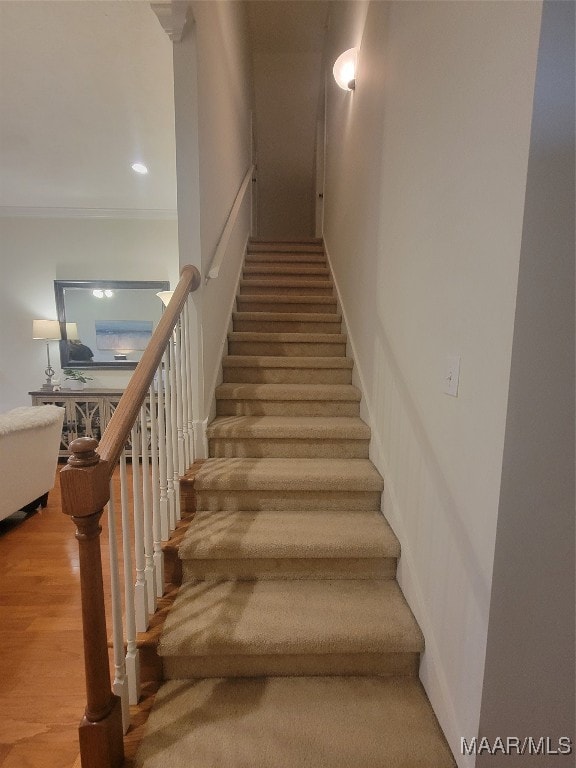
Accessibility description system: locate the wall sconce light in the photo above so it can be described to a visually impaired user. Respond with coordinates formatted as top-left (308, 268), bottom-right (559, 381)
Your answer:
top-left (333, 48), bottom-right (357, 91)
top-left (33, 319), bottom-right (62, 390)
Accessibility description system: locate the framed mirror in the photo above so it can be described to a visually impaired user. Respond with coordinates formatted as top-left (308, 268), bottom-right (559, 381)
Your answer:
top-left (54, 279), bottom-right (170, 369)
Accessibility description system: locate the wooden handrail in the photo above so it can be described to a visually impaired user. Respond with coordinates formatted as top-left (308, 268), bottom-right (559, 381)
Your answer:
top-left (207, 165), bottom-right (254, 281)
top-left (59, 263), bottom-right (201, 768)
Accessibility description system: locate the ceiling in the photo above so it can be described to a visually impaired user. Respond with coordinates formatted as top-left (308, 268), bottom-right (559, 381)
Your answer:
top-left (0, 0), bottom-right (329, 217)
top-left (0, 1), bottom-right (177, 214)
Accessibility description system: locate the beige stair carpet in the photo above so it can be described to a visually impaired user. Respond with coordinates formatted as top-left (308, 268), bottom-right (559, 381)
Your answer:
top-left (135, 239), bottom-right (455, 767)
top-left (135, 677), bottom-right (455, 768)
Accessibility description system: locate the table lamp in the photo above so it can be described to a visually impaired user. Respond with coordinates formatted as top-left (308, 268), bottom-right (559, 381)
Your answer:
top-left (32, 319), bottom-right (62, 390)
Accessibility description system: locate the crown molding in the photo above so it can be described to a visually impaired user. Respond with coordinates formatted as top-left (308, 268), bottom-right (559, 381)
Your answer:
top-left (0, 206), bottom-right (177, 221)
top-left (150, 1), bottom-right (191, 42)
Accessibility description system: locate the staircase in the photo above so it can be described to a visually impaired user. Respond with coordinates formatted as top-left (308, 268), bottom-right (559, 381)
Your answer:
top-left (135, 241), bottom-right (455, 767)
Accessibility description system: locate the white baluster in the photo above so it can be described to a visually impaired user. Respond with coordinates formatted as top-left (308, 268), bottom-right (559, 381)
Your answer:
top-left (131, 422), bottom-right (149, 633)
top-left (180, 308), bottom-right (191, 471)
top-left (170, 329), bottom-right (181, 526)
top-left (175, 317), bottom-right (186, 481)
top-left (120, 452), bottom-right (141, 705)
top-left (164, 345), bottom-right (176, 537)
top-left (107, 482), bottom-right (130, 733)
top-left (140, 403), bottom-right (156, 615)
top-left (154, 363), bottom-right (170, 597)
top-left (183, 298), bottom-right (195, 467)
top-left (149, 379), bottom-right (164, 597)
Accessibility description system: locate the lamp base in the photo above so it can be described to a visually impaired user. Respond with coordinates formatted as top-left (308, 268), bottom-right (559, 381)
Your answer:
top-left (41, 383), bottom-right (55, 391)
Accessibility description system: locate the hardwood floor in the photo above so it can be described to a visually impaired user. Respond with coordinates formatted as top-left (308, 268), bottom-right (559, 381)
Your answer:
top-left (0, 464), bottom-right (166, 768)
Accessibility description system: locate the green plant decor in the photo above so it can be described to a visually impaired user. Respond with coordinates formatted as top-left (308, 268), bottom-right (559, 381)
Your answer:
top-left (63, 368), bottom-right (93, 384)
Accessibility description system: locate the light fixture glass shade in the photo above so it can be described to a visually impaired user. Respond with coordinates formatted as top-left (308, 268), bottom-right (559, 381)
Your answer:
top-left (156, 290), bottom-right (174, 307)
top-left (32, 319), bottom-right (61, 340)
top-left (333, 48), bottom-right (358, 91)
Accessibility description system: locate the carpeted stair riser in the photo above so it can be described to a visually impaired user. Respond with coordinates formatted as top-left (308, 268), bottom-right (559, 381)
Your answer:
top-left (193, 489), bottom-right (382, 513)
top-left (233, 313), bottom-right (342, 334)
top-left (215, 384), bottom-right (360, 415)
top-left (228, 338), bottom-right (347, 357)
top-left (209, 437), bottom-right (368, 458)
top-left (215, 382), bottom-right (359, 401)
top-left (216, 401), bottom-right (360, 417)
top-left (237, 297), bottom-right (338, 314)
top-left (183, 557), bottom-right (396, 581)
top-left (163, 652), bottom-right (420, 679)
top-left (222, 356), bottom-right (353, 384)
top-left (246, 252), bottom-right (327, 263)
top-left (239, 279), bottom-right (334, 296)
top-left (248, 242), bottom-right (324, 253)
top-left (243, 264), bottom-right (330, 277)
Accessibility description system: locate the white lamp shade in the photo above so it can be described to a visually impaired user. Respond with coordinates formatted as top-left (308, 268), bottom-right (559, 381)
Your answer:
top-left (32, 319), bottom-right (61, 340)
top-left (156, 290), bottom-right (174, 307)
top-left (333, 48), bottom-right (358, 91)
top-left (66, 322), bottom-right (79, 340)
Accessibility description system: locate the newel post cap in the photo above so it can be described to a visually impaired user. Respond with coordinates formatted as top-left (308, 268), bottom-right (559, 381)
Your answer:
top-left (68, 437), bottom-right (100, 467)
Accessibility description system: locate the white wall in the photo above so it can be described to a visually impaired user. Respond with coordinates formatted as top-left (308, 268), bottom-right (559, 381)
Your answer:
top-left (0, 216), bottom-right (179, 412)
top-left (322, 2), bottom-right (542, 763)
top-left (172, 1), bottom-right (253, 436)
top-left (478, 2), bottom-right (575, 761)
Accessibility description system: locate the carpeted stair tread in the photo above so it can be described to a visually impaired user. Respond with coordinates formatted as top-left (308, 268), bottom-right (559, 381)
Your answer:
top-left (233, 311), bottom-right (341, 323)
top-left (179, 509), bottom-right (399, 560)
top-left (221, 356), bottom-right (354, 385)
top-left (243, 264), bottom-right (330, 276)
top-left (222, 355), bottom-right (353, 369)
top-left (215, 383), bottom-right (361, 402)
top-left (192, 458), bottom-right (384, 492)
top-left (237, 293), bottom-right (336, 305)
top-left (233, 312), bottom-right (342, 334)
top-left (207, 415), bottom-right (370, 440)
top-left (248, 242), bottom-right (324, 253)
top-left (135, 676), bottom-right (455, 768)
top-left (239, 279), bottom-right (333, 293)
top-left (228, 331), bottom-right (346, 343)
top-left (158, 579), bottom-right (423, 658)
top-left (246, 251), bottom-right (327, 263)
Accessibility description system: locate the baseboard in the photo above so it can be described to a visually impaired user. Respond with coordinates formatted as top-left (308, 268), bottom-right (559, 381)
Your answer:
top-left (324, 236), bottom-right (465, 767)
top-left (323, 239), bottom-right (377, 433)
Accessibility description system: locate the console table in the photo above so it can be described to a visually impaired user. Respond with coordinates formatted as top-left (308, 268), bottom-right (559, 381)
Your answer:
top-left (30, 389), bottom-right (146, 458)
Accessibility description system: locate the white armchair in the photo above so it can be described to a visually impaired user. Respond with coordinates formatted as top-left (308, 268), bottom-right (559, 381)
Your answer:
top-left (0, 405), bottom-right (65, 521)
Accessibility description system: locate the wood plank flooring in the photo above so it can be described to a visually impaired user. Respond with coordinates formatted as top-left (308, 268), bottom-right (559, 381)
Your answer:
top-left (0, 464), bottom-right (159, 768)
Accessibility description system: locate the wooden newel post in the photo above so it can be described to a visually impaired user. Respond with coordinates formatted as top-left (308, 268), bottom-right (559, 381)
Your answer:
top-left (60, 437), bottom-right (124, 768)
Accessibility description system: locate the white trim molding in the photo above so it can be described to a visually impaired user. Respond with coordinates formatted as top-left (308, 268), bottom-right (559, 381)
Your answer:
top-left (150, 1), bottom-right (191, 43)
